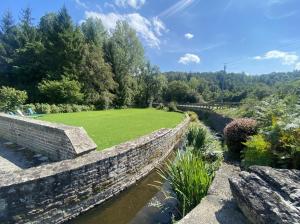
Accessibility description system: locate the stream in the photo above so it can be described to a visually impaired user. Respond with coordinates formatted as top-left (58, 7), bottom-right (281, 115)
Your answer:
top-left (67, 152), bottom-right (178, 224)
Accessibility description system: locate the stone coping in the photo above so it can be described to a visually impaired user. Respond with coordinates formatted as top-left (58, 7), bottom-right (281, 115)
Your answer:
top-left (0, 113), bottom-right (97, 160)
top-left (0, 116), bottom-right (189, 188)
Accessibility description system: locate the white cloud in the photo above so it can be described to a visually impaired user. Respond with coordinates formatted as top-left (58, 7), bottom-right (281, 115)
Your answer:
top-left (295, 62), bottom-right (300, 70)
top-left (178, 53), bottom-right (200, 64)
top-left (184, 33), bottom-right (194, 39)
top-left (74, 0), bottom-right (88, 9)
top-left (159, 0), bottom-right (194, 18)
top-left (152, 17), bottom-right (167, 36)
top-left (115, 0), bottom-right (146, 9)
top-left (254, 50), bottom-right (299, 65)
top-left (85, 11), bottom-right (167, 48)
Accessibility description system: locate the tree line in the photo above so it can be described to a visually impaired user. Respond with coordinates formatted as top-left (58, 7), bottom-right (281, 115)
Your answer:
top-left (0, 6), bottom-right (167, 109)
top-left (0, 6), bottom-right (299, 110)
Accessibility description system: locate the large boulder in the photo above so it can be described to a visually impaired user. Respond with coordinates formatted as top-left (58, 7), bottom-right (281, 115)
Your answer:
top-left (229, 166), bottom-right (300, 224)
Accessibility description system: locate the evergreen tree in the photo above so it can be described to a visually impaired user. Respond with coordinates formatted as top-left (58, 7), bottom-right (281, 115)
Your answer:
top-left (80, 43), bottom-right (117, 108)
top-left (0, 11), bottom-right (20, 85)
top-left (81, 18), bottom-right (107, 47)
top-left (106, 21), bottom-right (145, 106)
top-left (40, 7), bottom-right (85, 81)
top-left (11, 7), bottom-right (44, 101)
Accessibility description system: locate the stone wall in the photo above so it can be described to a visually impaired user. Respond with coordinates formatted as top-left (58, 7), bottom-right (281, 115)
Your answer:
top-left (177, 105), bottom-right (233, 133)
top-left (0, 113), bottom-right (97, 161)
top-left (0, 116), bottom-right (189, 224)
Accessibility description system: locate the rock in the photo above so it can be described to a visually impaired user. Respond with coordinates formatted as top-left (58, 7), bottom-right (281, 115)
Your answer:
top-left (229, 166), bottom-right (300, 224)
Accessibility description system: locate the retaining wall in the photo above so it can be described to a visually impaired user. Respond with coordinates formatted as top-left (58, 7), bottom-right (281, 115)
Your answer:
top-left (177, 105), bottom-right (233, 133)
top-left (0, 116), bottom-right (189, 224)
top-left (0, 113), bottom-right (97, 161)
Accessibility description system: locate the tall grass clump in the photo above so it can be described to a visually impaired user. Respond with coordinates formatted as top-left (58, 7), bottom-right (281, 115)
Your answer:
top-left (159, 150), bottom-right (213, 217)
top-left (158, 114), bottom-right (223, 218)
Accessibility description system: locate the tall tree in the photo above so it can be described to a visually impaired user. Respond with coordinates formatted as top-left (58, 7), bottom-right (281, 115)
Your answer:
top-left (11, 7), bottom-right (44, 101)
top-left (106, 21), bottom-right (145, 106)
top-left (81, 18), bottom-right (107, 47)
top-left (0, 11), bottom-right (20, 85)
top-left (40, 7), bottom-right (85, 81)
top-left (80, 43), bottom-right (117, 108)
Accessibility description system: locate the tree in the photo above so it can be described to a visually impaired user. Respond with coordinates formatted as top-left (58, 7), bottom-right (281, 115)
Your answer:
top-left (40, 7), bottom-right (85, 81)
top-left (106, 21), bottom-right (145, 106)
top-left (81, 18), bottom-right (107, 47)
top-left (0, 86), bottom-right (27, 111)
top-left (165, 80), bottom-right (202, 103)
top-left (10, 7), bottom-right (44, 101)
top-left (0, 11), bottom-right (20, 85)
top-left (135, 62), bottom-right (166, 107)
top-left (38, 77), bottom-right (83, 104)
top-left (80, 43), bottom-right (117, 108)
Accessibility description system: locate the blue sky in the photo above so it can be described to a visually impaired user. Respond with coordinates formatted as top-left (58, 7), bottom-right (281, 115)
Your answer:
top-left (1, 0), bottom-right (300, 74)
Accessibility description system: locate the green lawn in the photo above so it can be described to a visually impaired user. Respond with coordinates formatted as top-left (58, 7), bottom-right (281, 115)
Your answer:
top-left (39, 108), bottom-right (184, 150)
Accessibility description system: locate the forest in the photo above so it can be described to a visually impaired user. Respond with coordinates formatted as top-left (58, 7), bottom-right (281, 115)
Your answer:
top-left (0, 6), bottom-right (300, 111)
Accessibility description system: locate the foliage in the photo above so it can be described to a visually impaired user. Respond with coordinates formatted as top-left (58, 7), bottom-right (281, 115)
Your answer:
top-left (23, 103), bottom-right (95, 114)
top-left (236, 96), bottom-right (300, 169)
top-left (1, 6), bottom-right (300, 109)
top-left (39, 108), bottom-right (184, 150)
top-left (0, 86), bottom-right (27, 111)
top-left (187, 111), bottom-right (198, 122)
top-left (165, 80), bottom-right (203, 103)
top-left (224, 118), bottom-right (257, 154)
top-left (38, 77), bottom-right (83, 104)
top-left (159, 150), bottom-right (213, 217)
top-left (168, 101), bottom-right (178, 112)
top-left (159, 120), bottom-right (222, 217)
top-left (242, 135), bottom-right (274, 169)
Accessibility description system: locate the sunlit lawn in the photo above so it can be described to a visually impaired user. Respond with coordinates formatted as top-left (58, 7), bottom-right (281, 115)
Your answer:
top-left (39, 108), bottom-right (184, 150)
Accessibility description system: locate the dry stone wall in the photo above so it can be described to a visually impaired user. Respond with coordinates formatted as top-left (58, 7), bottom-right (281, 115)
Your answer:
top-left (0, 113), bottom-right (97, 161)
top-left (0, 116), bottom-right (189, 224)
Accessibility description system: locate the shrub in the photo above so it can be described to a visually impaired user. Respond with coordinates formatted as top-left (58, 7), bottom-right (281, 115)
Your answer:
top-left (50, 104), bottom-right (61, 114)
top-left (23, 103), bottom-right (95, 114)
top-left (242, 135), bottom-right (274, 169)
top-left (35, 103), bottom-right (51, 114)
top-left (168, 101), bottom-right (178, 112)
top-left (194, 127), bottom-right (207, 151)
top-left (187, 124), bottom-right (199, 146)
top-left (159, 150), bottom-right (213, 217)
top-left (224, 118), bottom-right (257, 155)
top-left (0, 87), bottom-right (28, 112)
top-left (38, 77), bottom-right (84, 104)
top-left (187, 111), bottom-right (198, 122)
top-left (156, 103), bottom-right (164, 110)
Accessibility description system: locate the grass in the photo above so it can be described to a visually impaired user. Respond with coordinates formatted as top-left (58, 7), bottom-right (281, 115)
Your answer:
top-left (39, 108), bottom-right (184, 150)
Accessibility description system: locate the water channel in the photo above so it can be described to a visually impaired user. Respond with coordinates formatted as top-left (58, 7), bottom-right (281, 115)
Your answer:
top-left (68, 151), bottom-right (179, 224)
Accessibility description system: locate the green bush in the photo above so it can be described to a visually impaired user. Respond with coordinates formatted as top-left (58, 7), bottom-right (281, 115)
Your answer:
top-left (38, 77), bottom-right (84, 104)
top-left (0, 87), bottom-right (28, 112)
top-left (23, 103), bottom-right (95, 114)
top-left (187, 111), bottom-right (198, 122)
top-left (242, 135), bottom-right (274, 169)
top-left (159, 150), bottom-right (214, 217)
top-left (224, 118), bottom-right (257, 155)
top-left (187, 124), bottom-right (200, 146)
top-left (50, 104), bottom-right (61, 114)
top-left (168, 101), bottom-right (178, 112)
top-left (156, 103), bottom-right (164, 110)
top-left (35, 103), bottom-right (51, 114)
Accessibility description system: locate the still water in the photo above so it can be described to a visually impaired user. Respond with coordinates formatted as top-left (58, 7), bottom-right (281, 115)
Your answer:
top-left (67, 164), bottom-right (164, 224)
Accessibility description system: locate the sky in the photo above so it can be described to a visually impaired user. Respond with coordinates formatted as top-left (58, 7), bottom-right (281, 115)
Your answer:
top-left (1, 0), bottom-right (300, 75)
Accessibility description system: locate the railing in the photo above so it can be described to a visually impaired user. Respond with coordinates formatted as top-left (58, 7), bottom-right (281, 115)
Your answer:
top-left (153, 102), bottom-right (241, 110)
